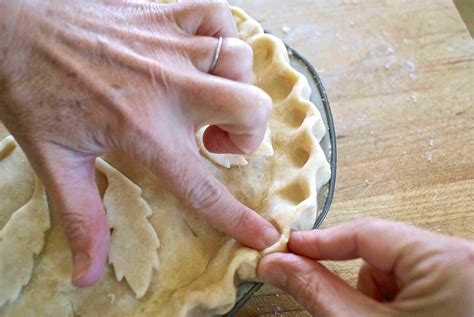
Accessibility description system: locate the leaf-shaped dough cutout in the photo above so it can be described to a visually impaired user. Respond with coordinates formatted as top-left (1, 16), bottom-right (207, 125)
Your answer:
top-left (0, 166), bottom-right (50, 307)
top-left (96, 158), bottom-right (160, 298)
top-left (196, 125), bottom-right (274, 168)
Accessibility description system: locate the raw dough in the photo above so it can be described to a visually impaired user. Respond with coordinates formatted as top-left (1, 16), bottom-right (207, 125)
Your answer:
top-left (0, 137), bottom-right (50, 306)
top-left (0, 5), bottom-right (331, 317)
top-left (97, 159), bottom-right (160, 299)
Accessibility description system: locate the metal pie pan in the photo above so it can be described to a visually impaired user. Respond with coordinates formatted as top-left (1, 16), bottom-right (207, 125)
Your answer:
top-left (224, 44), bottom-right (337, 316)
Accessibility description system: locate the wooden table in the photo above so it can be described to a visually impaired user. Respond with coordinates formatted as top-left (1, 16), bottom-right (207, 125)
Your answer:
top-left (229, 0), bottom-right (474, 315)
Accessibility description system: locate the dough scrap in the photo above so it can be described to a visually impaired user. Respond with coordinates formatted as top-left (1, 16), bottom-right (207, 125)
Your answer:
top-left (0, 137), bottom-right (50, 306)
top-left (97, 158), bottom-right (160, 299)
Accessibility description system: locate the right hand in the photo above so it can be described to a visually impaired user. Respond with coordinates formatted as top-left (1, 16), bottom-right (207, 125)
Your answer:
top-left (0, 0), bottom-right (279, 287)
top-left (258, 218), bottom-right (474, 316)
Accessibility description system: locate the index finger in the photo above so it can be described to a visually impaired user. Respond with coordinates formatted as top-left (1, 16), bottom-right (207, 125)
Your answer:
top-left (288, 218), bottom-right (442, 273)
top-left (170, 1), bottom-right (238, 38)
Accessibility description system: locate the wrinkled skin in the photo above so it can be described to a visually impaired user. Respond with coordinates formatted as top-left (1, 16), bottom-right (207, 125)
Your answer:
top-left (258, 218), bottom-right (474, 317)
top-left (0, 0), bottom-right (280, 287)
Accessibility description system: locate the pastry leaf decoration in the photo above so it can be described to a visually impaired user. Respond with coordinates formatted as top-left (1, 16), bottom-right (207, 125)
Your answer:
top-left (0, 136), bottom-right (50, 307)
top-left (96, 159), bottom-right (160, 298)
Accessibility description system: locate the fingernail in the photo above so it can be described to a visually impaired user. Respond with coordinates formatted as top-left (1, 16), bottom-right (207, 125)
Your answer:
top-left (260, 262), bottom-right (288, 287)
top-left (263, 226), bottom-right (280, 246)
top-left (73, 252), bottom-right (90, 282)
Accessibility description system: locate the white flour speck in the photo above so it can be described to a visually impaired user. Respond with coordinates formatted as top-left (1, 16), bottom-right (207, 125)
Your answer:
top-left (281, 25), bottom-right (291, 34)
top-left (386, 46), bottom-right (395, 55)
top-left (429, 135), bottom-right (436, 147)
top-left (406, 61), bottom-right (416, 72)
top-left (425, 152), bottom-right (433, 163)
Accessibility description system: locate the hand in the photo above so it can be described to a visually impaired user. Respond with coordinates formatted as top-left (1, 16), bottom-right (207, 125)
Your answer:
top-left (0, 0), bottom-right (280, 287)
top-left (258, 218), bottom-right (474, 317)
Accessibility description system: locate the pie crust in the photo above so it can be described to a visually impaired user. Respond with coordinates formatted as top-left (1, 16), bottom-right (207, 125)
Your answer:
top-left (0, 5), bottom-right (331, 317)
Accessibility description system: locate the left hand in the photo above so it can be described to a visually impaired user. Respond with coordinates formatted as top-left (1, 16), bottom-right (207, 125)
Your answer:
top-left (257, 218), bottom-right (474, 316)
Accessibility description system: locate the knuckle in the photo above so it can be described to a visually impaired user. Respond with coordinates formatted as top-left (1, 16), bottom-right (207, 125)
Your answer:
top-left (184, 174), bottom-right (223, 211)
top-left (206, 0), bottom-right (229, 13)
top-left (236, 87), bottom-right (271, 128)
top-left (295, 272), bottom-right (323, 310)
top-left (221, 38), bottom-right (254, 82)
top-left (452, 240), bottom-right (474, 266)
top-left (62, 211), bottom-right (90, 244)
top-left (186, 0), bottom-right (228, 16)
top-left (227, 38), bottom-right (253, 64)
top-left (229, 208), bottom-right (252, 233)
top-left (235, 39), bottom-right (254, 61)
top-left (249, 88), bottom-right (272, 125)
top-left (356, 216), bottom-right (377, 226)
top-left (359, 217), bottom-right (387, 231)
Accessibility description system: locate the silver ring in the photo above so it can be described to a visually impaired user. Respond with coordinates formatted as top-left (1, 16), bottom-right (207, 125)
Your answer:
top-left (208, 37), bottom-right (223, 74)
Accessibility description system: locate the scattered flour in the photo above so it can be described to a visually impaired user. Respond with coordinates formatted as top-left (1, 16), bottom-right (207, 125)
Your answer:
top-left (405, 61), bottom-right (417, 79)
top-left (406, 61), bottom-right (416, 72)
top-left (425, 152), bottom-right (433, 163)
top-left (281, 25), bottom-right (291, 34)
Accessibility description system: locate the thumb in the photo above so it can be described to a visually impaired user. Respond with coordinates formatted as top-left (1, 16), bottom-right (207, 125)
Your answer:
top-left (257, 253), bottom-right (387, 316)
top-left (41, 155), bottom-right (110, 287)
top-left (202, 125), bottom-right (246, 155)
top-left (203, 125), bottom-right (266, 155)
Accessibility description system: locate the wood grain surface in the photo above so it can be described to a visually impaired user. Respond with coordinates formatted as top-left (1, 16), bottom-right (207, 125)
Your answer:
top-left (229, 0), bottom-right (474, 315)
